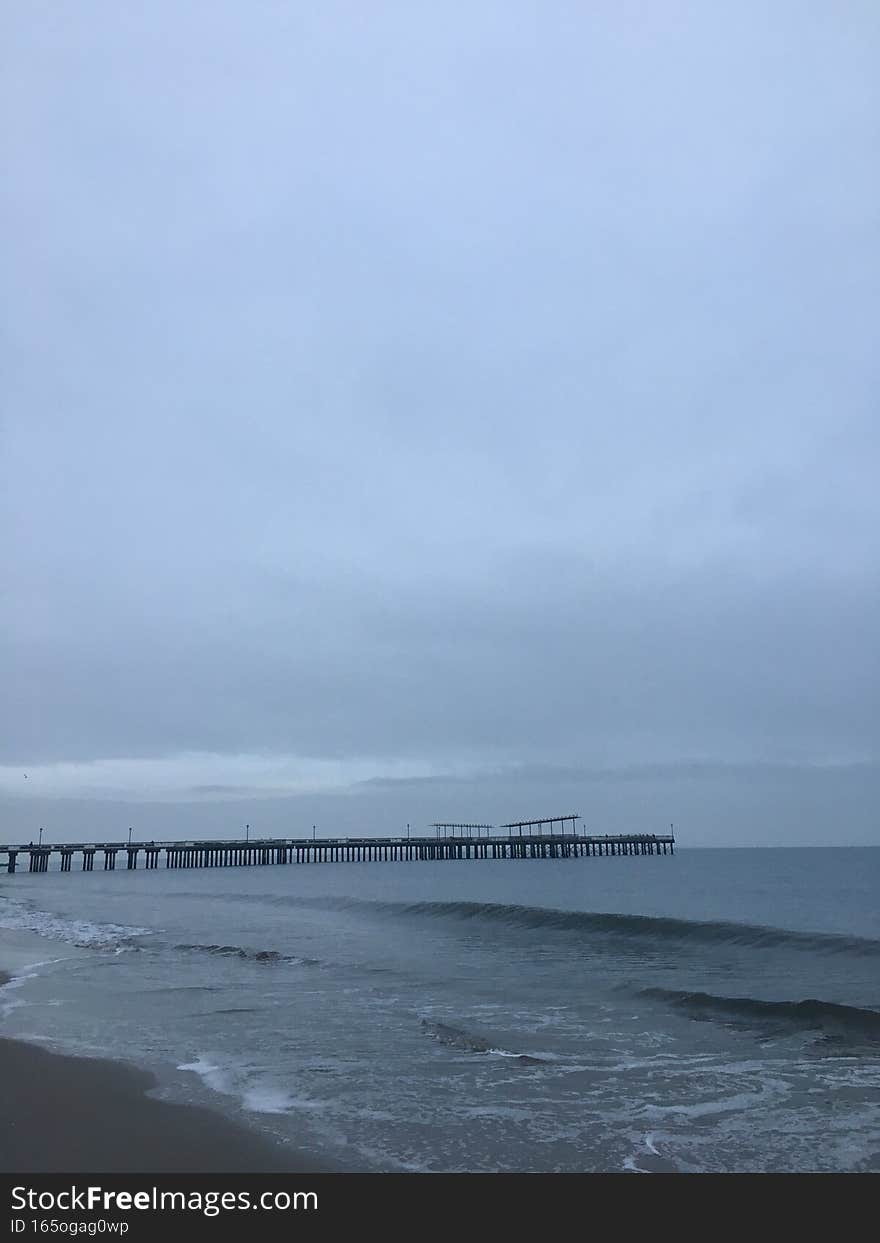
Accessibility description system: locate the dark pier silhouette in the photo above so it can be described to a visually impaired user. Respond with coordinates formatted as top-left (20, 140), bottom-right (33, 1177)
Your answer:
top-left (1, 815), bottom-right (674, 875)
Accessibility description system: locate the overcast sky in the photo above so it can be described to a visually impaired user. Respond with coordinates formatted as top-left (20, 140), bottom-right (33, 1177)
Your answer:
top-left (2, 2), bottom-right (878, 844)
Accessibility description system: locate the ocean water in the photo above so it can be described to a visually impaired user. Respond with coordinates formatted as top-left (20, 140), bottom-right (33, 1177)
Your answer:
top-left (1, 846), bottom-right (878, 1172)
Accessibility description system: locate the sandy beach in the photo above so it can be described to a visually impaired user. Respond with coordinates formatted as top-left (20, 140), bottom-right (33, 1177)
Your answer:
top-left (0, 1033), bottom-right (330, 1173)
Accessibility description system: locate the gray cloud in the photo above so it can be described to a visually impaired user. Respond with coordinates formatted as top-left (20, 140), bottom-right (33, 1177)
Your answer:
top-left (3, 2), bottom-right (878, 842)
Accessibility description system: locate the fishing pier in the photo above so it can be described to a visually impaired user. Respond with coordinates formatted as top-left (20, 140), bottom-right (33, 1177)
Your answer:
top-left (1, 815), bottom-right (674, 875)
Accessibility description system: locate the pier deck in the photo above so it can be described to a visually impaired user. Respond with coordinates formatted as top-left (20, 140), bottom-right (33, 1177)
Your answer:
top-left (0, 832), bottom-right (673, 874)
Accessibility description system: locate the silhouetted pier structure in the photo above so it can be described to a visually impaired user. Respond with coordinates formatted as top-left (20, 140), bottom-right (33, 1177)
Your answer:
top-left (0, 819), bottom-right (674, 875)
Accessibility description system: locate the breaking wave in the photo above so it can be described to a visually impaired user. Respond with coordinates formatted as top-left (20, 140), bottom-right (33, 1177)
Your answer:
top-left (642, 988), bottom-right (880, 1041)
top-left (173, 942), bottom-right (317, 966)
top-left (0, 897), bottom-right (150, 950)
top-left (285, 897), bottom-right (880, 957)
top-left (420, 1019), bottom-right (547, 1063)
top-left (420, 1018), bottom-right (493, 1053)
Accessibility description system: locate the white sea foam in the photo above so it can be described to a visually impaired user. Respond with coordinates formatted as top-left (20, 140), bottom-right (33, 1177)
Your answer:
top-left (0, 900), bottom-right (151, 950)
top-left (0, 972), bottom-right (34, 1017)
top-left (241, 1085), bottom-right (297, 1115)
top-left (641, 1089), bottom-right (774, 1120)
top-left (177, 1055), bottom-right (236, 1096)
top-left (484, 1047), bottom-right (559, 1068)
top-left (622, 1131), bottom-right (678, 1173)
top-left (0, 957), bottom-right (71, 1016)
top-left (178, 1052), bottom-right (320, 1117)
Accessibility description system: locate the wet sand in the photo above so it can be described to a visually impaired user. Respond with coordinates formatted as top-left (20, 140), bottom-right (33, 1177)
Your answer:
top-left (1, 995), bottom-right (327, 1172)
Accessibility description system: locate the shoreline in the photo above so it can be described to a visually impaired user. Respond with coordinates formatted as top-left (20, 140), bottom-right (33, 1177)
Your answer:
top-left (0, 963), bottom-right (332, 1173)
top-left (0, 1029), bottom-right (331, 1173)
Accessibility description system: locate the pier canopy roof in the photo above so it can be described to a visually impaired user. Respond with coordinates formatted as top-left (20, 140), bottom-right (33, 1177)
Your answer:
top-left (499, 814), bottom-right (581, 836)
top-left (430, 822), bottom-right (494, 839)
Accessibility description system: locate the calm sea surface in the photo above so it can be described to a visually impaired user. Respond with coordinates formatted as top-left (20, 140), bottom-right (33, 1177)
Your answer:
top-left (2, 847), bottom-right (878, 1172)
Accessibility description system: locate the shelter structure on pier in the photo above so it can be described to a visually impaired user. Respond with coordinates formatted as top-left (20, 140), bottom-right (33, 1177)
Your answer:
top-left (431, 822), bottom-right (494, 840)
top-left (500, 814), bottom-right (581, 837)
